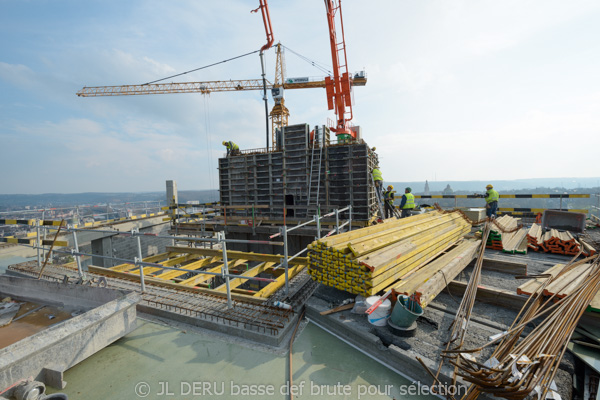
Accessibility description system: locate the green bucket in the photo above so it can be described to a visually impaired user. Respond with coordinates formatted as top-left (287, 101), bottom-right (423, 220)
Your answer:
top-left (390, 295), bottom-right (423, 328)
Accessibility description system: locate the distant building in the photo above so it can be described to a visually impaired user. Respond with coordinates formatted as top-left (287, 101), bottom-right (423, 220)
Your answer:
top-left (442, 184), bottom-right (454, 195)
top-left (424, 180), bottom-right (430, 195)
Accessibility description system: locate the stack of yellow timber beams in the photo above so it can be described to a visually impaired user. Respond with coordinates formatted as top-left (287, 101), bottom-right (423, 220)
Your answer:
top-left (307, 211), bottom-right (471, 296)
top-left (526, 224), bottom-right (596, 256)
top-left (517, 259), bottom-right (600, 312)
top-left (392, 239), bottom-right (481, 307)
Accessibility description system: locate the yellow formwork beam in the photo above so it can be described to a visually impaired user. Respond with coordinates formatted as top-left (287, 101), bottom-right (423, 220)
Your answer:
top-left (254, 264), bottom-right (306, 298)
top-left (111, 252), bottom-right (172, 272)
top-left (155, 256), bottom-right (218, 280)
top-left (166, 246), bottom-right (307, 265)
top-left (179, 259), bottom-right (247, 287)
top-left (129, 254), bottom-right (197, 275)
top-left (87, 265), bottom-right (266, 304)
top-left (214, 262), bottom-right (274, 292)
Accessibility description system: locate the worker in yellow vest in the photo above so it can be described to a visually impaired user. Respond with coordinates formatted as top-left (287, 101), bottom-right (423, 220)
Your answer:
top-left (222, 140), bottom-right (240, 156)
top-left (383, 185), bottom-right (395, 219)
top-left (372, 166), bottom-right (383, 199)
top-left (484, 184), bottom-right (499, 218)
top-left (399, 187), bottom-right (415, 218)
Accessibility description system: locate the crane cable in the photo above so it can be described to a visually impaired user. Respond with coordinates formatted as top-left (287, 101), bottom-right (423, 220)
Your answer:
top-left (281, 45), bottom-right (332, 75)
top-left (202, 94), bottom-right (216, 201)
top-left (143, 49), bottom-right (262, 85)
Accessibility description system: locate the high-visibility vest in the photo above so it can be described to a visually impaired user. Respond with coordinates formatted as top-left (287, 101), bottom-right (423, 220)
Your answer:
top-left (486, 189), bottom-right (499, 204)
top-left (402, 193), bottom-right (415, 209)
top-left (226, 141), bottom-right (239, 151)
top-left (372, 168), bottom-right (383, 181)
top-left (383, 191), bottom-right (394, 206)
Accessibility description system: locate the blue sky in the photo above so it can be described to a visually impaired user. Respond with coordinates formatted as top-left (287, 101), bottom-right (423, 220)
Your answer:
top-left (1, 0), bottom-right (599, 194)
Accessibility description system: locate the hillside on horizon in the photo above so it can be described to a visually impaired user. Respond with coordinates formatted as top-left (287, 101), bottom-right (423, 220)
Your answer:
top-left (0, 177), bottom-right (598, 209)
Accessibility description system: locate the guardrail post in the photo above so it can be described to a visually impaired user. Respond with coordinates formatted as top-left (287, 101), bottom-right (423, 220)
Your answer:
top-left (220, 231), bottom-right (233, 309)
top-left (282, 226), bottom-right (289, 295)
top-left (134, 229), bottom-right (146, 292)
top-left (315, 212), bottom-right (321, 240)
top-left (72, 227), bottom-right (83, 278)
top-left (335, 208), bottom-right (340, 235)
top-left (349, 205), bottom-right (352, 231)
top-left (36, 219), bottom-right (41, 267)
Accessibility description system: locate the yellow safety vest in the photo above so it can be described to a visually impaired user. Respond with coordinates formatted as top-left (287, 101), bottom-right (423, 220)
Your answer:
top-left (383, 191), bottom-right (394, 206)
top-left (485, 189), bottom-right (499, 204)
top-left (372, 168), bottom-right (383, 181)
top-left (402, 193), bottom-right (415, 209)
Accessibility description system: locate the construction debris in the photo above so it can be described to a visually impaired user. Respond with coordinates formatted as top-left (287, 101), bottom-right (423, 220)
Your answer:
top-left (440, 254), bottom-right (600, 400)
top-left (307, 211), bottom-right (471, 296)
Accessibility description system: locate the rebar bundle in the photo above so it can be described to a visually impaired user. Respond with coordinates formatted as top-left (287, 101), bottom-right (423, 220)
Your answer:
top-left (446, 254), bottom-right (600, 400)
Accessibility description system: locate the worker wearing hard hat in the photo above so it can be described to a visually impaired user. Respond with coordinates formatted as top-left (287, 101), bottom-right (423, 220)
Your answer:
top-left (383, 185), bottom-right (395, 219)
top-left (399, 187), bottom-right (415, 218)
top-left (372, 166), bottom-right (383, 199)
top-left (484, 184), bottom-right (499, 218)
top-left (222, 140), bottom-right (240, 156)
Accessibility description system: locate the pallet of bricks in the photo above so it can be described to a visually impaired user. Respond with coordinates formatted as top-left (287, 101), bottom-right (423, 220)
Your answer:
top-left (307, 211), bottom-right (471, 296)
top-left (483, 215), bottom-right (528, 254)
top-left (527, 223), bottom-right (597, 256)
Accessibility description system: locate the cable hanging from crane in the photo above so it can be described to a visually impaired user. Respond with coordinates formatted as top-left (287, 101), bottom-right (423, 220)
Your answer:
top-left (143, 49), bottom-right (262, 85)
top-left (281, 45), bottom-right (332, 75)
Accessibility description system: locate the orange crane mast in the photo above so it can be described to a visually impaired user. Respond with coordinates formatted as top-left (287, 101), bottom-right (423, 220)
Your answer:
top-left (324, 0), bottom-right (354, 139)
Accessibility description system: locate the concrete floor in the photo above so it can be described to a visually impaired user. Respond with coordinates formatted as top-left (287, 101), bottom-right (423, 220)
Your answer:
top-left (47, 318), bottom-right (436, 400)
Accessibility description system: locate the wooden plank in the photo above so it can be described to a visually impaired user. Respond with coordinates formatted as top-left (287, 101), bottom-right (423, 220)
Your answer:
top-left (481, 257), bottom-right (527, 275)
top-left (320, 303), bottom-right (355, 315)
top-left (87, 265), bottom-right (267, 303)
top-left (166, 246), bottom-right (308, 265)
top-left (448, 281), bottom-right (529, 311)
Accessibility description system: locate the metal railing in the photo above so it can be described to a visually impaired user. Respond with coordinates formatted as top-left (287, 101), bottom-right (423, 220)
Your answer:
top-left (5, 205), bottom-right (354, 309)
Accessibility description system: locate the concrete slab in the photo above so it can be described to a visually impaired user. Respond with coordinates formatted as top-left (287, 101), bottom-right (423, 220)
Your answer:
top-left (0, 275), bottom-right (139, 395)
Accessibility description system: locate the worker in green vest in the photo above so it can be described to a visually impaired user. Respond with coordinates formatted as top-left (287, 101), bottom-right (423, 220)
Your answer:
top-left (484, 184), bottom-right (499, 218)
top-left (383, 185), bottom-right (395, 219)
top-left (372, 166), bottom-right (383, 199)
top-left (399, 187), bottom-right (415, 218)
top-left (222, 140), bottom-right (240, 156)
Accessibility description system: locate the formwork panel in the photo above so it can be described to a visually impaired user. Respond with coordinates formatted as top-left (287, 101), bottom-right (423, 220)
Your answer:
top-left (219, 123), bottom-right (378, 221)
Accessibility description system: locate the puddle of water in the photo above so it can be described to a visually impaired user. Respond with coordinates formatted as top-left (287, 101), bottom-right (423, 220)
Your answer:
top-left (47, 320), bottom-right (439, 399)
top-left (0, 301), bottom-right (73, 349)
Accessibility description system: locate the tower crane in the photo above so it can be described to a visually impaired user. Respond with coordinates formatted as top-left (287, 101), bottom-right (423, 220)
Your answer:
top-left (76, 1), bottom-right (367, 148)
top-left (324, 0), bottom-right (355, 139)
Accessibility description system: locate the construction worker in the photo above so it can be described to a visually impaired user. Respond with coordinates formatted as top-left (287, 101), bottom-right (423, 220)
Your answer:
top-left (484, 184), bottom-right (499, 218)
top-left (222, 140), bottom-right (240, 156)
top-left (399, 187), bottom-right (415, 218)
top-left (372, 166), bottom-right (383, 199)
top-left (383, 185), bottom-right (395, 219)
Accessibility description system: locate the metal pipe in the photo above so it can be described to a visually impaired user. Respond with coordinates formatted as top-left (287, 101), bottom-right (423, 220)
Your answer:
top-left (58, 226), bottom-right (283, 246)
top-left (348, 205), bottom-right (352, 231)
top-left (220, 232), bottom-right (233, 308)
top-left (36, 220), bottom-right (41, 267)
top-left (135, 230), bottom-right (146, 292)
top-left (316, 210), bottom-right (321, 239)
top-left (72, 229), bottom-right (83, 278)
top-left (283, 226), bottom-right (289, 295)
top-left (335, 209), bottom-right (340, 234)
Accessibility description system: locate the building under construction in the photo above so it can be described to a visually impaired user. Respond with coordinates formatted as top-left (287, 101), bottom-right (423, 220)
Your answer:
top-left (219, 123), bottom-right (378, 221)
